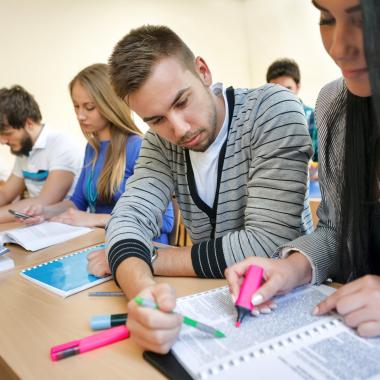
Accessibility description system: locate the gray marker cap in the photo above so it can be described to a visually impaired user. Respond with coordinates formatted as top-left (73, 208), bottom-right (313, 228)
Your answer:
top-left (90, 314), bottom-right (128, 330)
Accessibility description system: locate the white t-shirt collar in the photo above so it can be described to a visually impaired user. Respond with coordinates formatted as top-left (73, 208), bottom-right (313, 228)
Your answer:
top-left (31, 124), bottom-right (48, 151)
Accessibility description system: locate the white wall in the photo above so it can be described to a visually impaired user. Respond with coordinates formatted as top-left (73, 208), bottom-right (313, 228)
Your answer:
top-left (0, 0), bottom-right (340, 176)
top-left (242, 0), bottom-right (340, 99)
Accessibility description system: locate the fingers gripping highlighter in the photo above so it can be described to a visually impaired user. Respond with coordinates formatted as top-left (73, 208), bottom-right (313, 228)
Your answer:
top-left (235, 264), bottom-right (264, 327)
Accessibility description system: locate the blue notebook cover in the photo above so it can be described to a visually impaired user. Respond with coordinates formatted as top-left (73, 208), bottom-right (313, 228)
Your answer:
top-left (20, 244), bottom-right (111, 297)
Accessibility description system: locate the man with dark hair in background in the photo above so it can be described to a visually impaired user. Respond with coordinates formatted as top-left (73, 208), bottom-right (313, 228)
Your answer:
top-left (267, 58), bottom-right (318, 164)
top-left (0, 85), bottom-right (82, 223)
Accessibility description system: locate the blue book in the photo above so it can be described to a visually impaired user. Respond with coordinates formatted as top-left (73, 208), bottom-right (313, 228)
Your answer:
top-left (20, 244), bottom-right (111, 297)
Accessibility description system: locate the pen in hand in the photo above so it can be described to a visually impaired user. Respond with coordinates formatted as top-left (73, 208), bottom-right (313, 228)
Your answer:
top-left (134, 297), bottom-right (226, 338)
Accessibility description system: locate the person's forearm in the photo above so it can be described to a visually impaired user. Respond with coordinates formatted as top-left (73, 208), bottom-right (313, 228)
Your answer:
top-left (0, 205), bottom-right (17, 223)
top-left (42, 200), bottom-right (74, 219)
top-left (0, 191), bottom-right (11, 207)
top-left (0, 196), bottom-right (34, 222)
top-left (153, 246), bottom-right (196, 277)
top-left (286, 252), bottom-right (313, 287)
top-left (116, 257), bottom-right (156, 299)
top-left (91, 213), bottom-right (110, 228)
top-left (0, 199), bottom-right (74, 224)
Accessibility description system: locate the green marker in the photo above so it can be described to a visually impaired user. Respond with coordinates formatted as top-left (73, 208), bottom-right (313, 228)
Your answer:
top-left (134, 297), bottom-right (226, 338)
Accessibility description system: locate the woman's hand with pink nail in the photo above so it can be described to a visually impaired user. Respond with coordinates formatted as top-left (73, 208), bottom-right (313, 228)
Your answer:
top-left (225, 252), bottom-right (313, 310)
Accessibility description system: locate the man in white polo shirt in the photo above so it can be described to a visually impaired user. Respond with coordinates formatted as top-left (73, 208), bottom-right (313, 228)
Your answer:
top-left (0, 85), bottom-right (82, 223)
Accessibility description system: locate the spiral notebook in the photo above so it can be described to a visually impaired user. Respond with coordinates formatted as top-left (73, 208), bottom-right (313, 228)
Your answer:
top-left (20, 244), bottom-right (111, 297)
top-left (145, 285), bottom-right (380, 380)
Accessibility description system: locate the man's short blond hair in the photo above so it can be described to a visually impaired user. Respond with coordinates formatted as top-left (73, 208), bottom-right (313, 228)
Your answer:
top-left (109, 25), bottom-right (196, 99)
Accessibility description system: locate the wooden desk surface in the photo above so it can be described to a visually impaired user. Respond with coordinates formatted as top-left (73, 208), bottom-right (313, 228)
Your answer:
top-left (0, 227), bottom-right (226, 380)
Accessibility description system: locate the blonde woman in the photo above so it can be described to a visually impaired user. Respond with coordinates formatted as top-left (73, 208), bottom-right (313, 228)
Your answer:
top-left (24, 63), bottom-right (174, 244)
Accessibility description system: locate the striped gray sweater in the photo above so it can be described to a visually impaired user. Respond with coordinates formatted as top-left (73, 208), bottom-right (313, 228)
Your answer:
top-left (278, 79), bottom-right (345, 285)
top-left (106, 84), bottom-right (313, 279)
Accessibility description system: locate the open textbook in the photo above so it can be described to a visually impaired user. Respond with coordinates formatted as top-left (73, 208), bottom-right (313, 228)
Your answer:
top-left (0, 222), bottom-right (91, 251)
top-left (167, 285), bottom-right (380, 380)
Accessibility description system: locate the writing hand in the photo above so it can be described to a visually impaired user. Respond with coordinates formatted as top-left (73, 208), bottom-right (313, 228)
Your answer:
top-left (127, 283), bottom-right (182, 354)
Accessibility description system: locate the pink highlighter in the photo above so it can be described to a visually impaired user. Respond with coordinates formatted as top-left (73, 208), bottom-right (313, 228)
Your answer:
top-left (50, 325), bottom-right (129, 361)
top-left (235, 264), bottom-right (264, 327)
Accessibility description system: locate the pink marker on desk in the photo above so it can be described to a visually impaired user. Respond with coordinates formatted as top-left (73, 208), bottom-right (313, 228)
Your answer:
top-left (235, 264), bottom-right (264, 327)
top-left (50, 325), bottom-right (129, 361)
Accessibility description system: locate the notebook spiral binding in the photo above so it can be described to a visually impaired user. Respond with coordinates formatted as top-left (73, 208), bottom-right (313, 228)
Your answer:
top-left (199, 318), bottom-right (343, 379)
top-left (22, 244), bottom-right (105, 273)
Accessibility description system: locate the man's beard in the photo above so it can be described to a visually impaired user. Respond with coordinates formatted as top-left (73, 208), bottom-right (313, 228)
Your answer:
top-left (12, 132), bottom-right (33, 157)
top-left (181, 99), bottom-right (218, 153)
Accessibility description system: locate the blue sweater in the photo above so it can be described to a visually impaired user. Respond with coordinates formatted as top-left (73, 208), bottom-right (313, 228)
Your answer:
top-left (71, 135), bottom-right (174, 244)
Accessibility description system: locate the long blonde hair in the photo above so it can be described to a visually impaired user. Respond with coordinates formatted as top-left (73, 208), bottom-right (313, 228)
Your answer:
top-left (69, 63), bottom-right (142, 203)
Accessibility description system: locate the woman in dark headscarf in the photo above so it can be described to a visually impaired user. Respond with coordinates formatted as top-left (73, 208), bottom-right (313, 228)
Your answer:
top-left (227, 0), bottom-right (380, 338)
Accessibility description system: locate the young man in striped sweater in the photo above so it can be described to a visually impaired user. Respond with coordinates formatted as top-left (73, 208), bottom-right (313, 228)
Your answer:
top-left (96, 25), bottom-right (312, 353)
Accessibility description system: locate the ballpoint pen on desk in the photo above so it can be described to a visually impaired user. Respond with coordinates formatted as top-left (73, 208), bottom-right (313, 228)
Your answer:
top-left (235, 264), bottom-right (264, 327)
top-left (50, 325), bottom-right (129, 361)
top-left (134, 297), bottom-right (226, 338)
top-left (88, 291), bottom-right (124, 297)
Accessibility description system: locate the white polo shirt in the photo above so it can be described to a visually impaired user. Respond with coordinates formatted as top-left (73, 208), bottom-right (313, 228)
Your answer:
top-left (0, 165), bottom-right (10, 181)
top-left (12, 126), bottom-right (82, 198)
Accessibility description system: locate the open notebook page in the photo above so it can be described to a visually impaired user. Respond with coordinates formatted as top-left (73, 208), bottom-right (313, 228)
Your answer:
top-left (0, 222), bottom-right (91, 251)
top-left (205, 312), bottom-right (380, 380)
top-left (172, 285), bottom-right (336, 378)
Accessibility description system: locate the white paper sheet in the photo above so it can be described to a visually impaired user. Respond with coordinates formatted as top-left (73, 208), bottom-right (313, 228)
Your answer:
top-left (0, 222), bottom-right (91, 251)
top-left (171, 285), bottom-right (380, 380)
